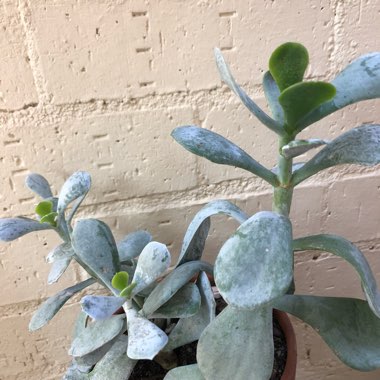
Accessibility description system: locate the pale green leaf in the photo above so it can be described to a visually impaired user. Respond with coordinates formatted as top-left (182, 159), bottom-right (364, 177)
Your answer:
top-left (25, 173), bottom-right (53, 199)
top-left (131, 242), bottom-right (171, 295)
top-left (72, 219), bottom-right (120, 286)
top-left (29, 278), bottom-right (95, 331)
top-left (57, 171), bottom-right (91, 215)
top-left (117, 230), bottom-right (152, 262)
top-left (293, 124), bottom-right (380, 185)
top-left (126, 305), bottom-right (168, 360)
top-left (81, 296), bottom-right (125, 320)
top-left (46, 242), bottom-right (75, 263)
top-left (172, 126), bottom-right (279, 186)
top-left (69, 315), bottom-right (125, 357)
top-left (0, 217), bottom-right (53, 241)
top-left (281, 139), bottom-right (328, 159)
top-left (47, 256), bottom-right (72, 284)
top-left (297, 53), bottom-right (380, 130)
top-left (63, 362), bottom-right (89, 380)
top-left (197, 305), bottom-right (273, 380)
top-left (142, 261), bottom-right (213, 316)
top-left (177, 200), bottom-right (248, 266)
top-left (164, 364), bottom-right (205, 380)
top-left (215, 211), bottom-right (292, 309)
top-left (294, 234), bottom-right (380, 318)
top-left (263, 71), bottom-right (284, 124)
top-left (274, 295), bottom-right (380, 371)
top-left (149, 283), bottom-right (201, 319)
top-left (165, 272), bottom-right (215, 351)
top-left (214, 47), bottom-right (283, 135)
top-left (90, 335), bottom-right (136, 380)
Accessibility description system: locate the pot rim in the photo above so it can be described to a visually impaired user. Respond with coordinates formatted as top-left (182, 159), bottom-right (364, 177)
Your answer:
top-left (273, 309), bottom-right (297, 380)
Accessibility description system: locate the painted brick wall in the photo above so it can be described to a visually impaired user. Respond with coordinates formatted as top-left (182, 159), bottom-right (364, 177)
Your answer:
top-left (0, 1), bottom-right (380, 379)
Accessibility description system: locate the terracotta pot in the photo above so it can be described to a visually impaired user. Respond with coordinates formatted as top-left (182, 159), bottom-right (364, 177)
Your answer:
top-left (274, 309), bottom-right (297, 380)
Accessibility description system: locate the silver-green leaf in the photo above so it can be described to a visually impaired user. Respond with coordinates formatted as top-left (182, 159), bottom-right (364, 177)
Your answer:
top-left (274, 295), bottom-right (380, 371)
top-left (142, 261), bottom-right (213, 316)
top-left (46, 242), bottom-right (75, 263)
top-left (149, 283), bottom-right (201, 319)
top-left (214, 48), bottom-right (283, 136)
top-left (172, 126), bottom-right (279, 186)
top-left (0, 217), bottom-right (53, 241)
top-left (197, 305), bottom-right (273, 380)
top-left (297, 53), bottom-right (380, 130)
top-left (81, 296), bottom-right (125, 320)
top-left (90, 335), bottom-right (137, 380)
top-left (57, 171), bottom-right (91, 215)
top-left (177, 200), bottom-right (248, 266)
top-left (63, 362), bottom-right (89, 380)
top-left (215, 211), bottom-right (292, 309)
top-left (294, 234), bottom-right (380, 318)
top-left (72, 219), bottom-right (120, 286)
top-left (126, 305), bottom-right (168, 360)
top-left (29, 278), bottom-right (95, 331)
top-left (281, 139), bottom-right (328, 159)
top-left (47, 256), bottom-right (72, 284)
top-left (164, 272), bottom-right (215, 351)
top-left (293, 124), bottom-right (380, 185)
top-left (263, 71), bottom-right (284, 124)
top-left (131, 242), bottom-right (171, 295)
top-left (69, 315), bottom-right (125, 357)
top-left (164, 364), bottom-right (205, 380)
top-left (25, 173), bottom-right (53, 199)
top-left (117, 230), bottom-right (152, 262)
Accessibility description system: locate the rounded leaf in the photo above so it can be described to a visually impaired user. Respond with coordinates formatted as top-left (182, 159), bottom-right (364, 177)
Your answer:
top-left (57, 171), bottom-right (91, 215)
top-left (131, 242), bottom-right (171, 295)
top-left (25, 173), bottom-right (53, 199)
top-left (215, 211), bottom-right (292, 309)
top-left (197, 305), bottom-right (273, 380)
top-left (35, 200), bottom-right (53, 217)
top-left (279, 81), bottom-right (336, 130)
top-left (112, 271), bottom-right (130, 291)
top-left (269, 42), bottom-right (309, 91)
top-left (275, 295), bottom-right (380, 371)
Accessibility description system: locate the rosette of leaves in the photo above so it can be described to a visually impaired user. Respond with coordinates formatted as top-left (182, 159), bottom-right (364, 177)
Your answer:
top-left (0, 172), bottom-right (250, 379)
top-left (169, 42), bottom-right (380, 379)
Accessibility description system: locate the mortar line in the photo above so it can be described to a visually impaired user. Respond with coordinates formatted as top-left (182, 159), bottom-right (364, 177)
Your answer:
top-left (2, 166), bottom-right (379, 221)
top-left (329, 0), bottom-right (346, 72)
top-left (18, 0), bottom-right (50, 104)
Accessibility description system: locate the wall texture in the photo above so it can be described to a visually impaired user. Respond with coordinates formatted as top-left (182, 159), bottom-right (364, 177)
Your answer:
top-left (0, 0), bottom-right (380, 379)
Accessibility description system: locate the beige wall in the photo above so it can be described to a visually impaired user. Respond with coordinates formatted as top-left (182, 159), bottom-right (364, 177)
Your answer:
top-left (0, 0), bottom-right (380, 379)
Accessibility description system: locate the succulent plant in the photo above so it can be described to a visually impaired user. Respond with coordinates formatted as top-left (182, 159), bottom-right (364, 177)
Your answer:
top-left (0, 172), bottom-right (250, 379)
top-left (166, 42), bottom-right (380, 379)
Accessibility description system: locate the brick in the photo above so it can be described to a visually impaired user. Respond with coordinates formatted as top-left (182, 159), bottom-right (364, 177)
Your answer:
top-left (332, 0), bottom-right (380, 68)
top-left (291, 185), bottom-right (325, 238)
top-left (292, 316), bottom-right (380, 379)
top-left (324, 175), bottom-right (380, 242)
top-left (91, 202), bottom-right (243, 267)
top-left (29, 0), bottom-right (333, 103)
top-left (197, 100), bottom-right (278, 184)
top-left (60, 107), bottom-right (197, 203)
top-left (0, 0), bottom-right (38, 110)
top-left (0, 107), bottom-right (197, 216)
top-left (0, 123), bottom-right (65, 217)
top-left (0, 304), bottom-right (77, 380)
top-left (0, 230), bottom-right (76, 306)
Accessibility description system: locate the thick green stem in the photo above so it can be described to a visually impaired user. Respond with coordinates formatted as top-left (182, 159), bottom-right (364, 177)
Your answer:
top-left (273, 134), bottom-right (296, 294)
top-left (273, 187), bottom-right (293, 216)
top-left (272, 136), bottom-right (294, 216)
